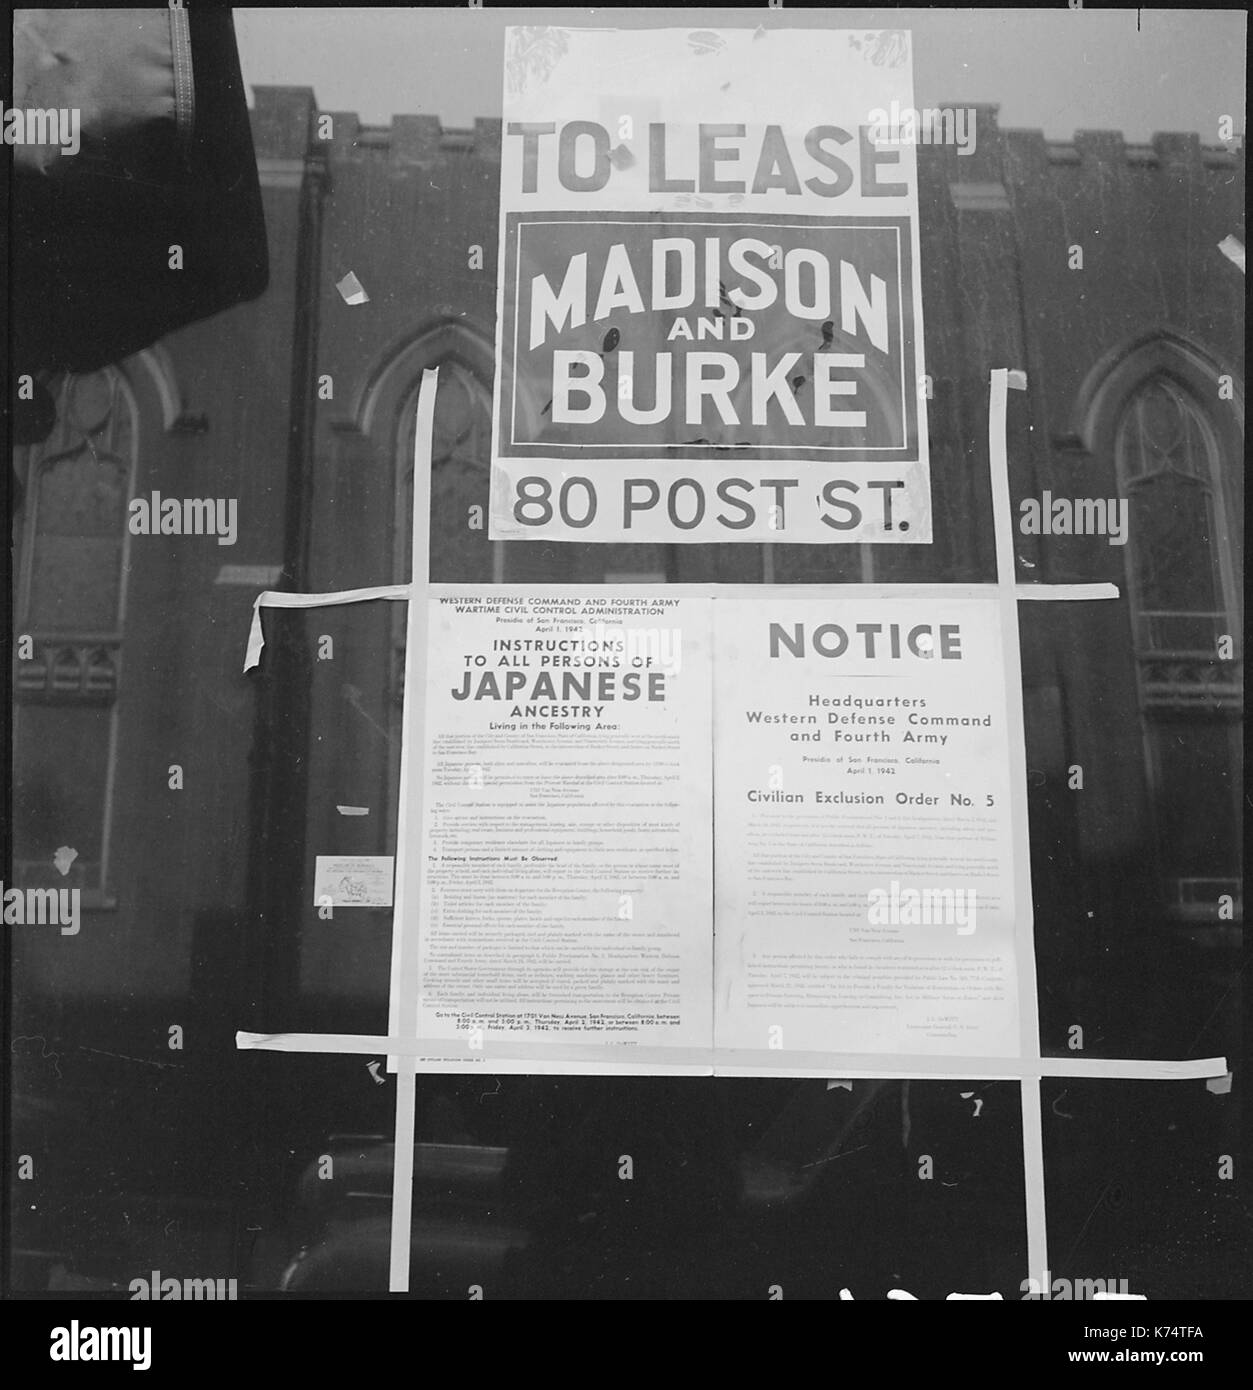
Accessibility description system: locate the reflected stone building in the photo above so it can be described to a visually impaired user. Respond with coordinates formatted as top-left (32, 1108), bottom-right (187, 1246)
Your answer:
top-left (10, 90), bottom-right (1243, 1293)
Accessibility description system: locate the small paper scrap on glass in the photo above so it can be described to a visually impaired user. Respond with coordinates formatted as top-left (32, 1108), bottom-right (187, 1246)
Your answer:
top-left (1217, 235), bottom-right (1245, 273)
top-left (314, 855), bottom-right (394, 906)
top-left (336, 270), bottom-right (370, 304)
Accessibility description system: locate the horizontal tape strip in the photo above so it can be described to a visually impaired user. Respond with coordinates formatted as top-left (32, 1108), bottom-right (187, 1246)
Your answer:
top-left (1015, 583), bottom-right (1118, 601)
top-left (244, 580), bottom-right (1118, 673)
top-left (421, 582), bottom-right (1120, 601)
top-left (235, 1032), bottom-right (1224, 1080)
top-left (244, 584), bottom-right (411, 672)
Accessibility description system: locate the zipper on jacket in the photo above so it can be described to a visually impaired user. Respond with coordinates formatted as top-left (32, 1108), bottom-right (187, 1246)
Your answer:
top-left (169, 5), bottom-right (196, 146)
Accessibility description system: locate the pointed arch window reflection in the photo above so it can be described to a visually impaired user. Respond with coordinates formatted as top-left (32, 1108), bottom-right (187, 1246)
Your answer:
top-left (1112, 373), bottom-right (1241, 917)
top-left (12, 370), bottom-right (137, 899)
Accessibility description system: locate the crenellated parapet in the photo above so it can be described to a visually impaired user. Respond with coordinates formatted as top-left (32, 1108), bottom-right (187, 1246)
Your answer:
top-left (249, 89), bottom-right (504, 164)
top-left (249, 88), bottom-right (1241, 198)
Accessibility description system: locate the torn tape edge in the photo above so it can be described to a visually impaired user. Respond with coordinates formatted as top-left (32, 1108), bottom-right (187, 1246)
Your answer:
top-left (243, 583), bottom-right (412, 672)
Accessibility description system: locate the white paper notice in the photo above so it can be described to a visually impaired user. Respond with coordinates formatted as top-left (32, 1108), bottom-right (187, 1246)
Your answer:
top-left (314, 855), bottom-right (395, 907)
top-left (714, 596), bottom-right (1021, 1064)
top-left (414, 591), bottom-right (712, 1065)
top-left (489, 26), bottom-right (930, 545)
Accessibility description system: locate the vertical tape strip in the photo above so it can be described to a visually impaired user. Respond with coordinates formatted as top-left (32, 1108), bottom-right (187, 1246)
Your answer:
top-left (389, 1068), bottom-right (417, 1291)
top-left (387, 368), bottom-right (439, 1292)
top-left (988, 371), bottom-right (1043, 1062)
top-left (989, 367), bottom-right (1049, 1288)
top-left (1021, 1076), bottom-right (1048, 1288)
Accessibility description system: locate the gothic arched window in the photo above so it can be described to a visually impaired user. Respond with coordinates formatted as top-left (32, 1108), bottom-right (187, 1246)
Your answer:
top-left (12, 370), bottom-right (138, 899)
top-left (1115, 376), bottom-right (1239, 657)
top-left (1112, 373), bottom-right (1242, 917)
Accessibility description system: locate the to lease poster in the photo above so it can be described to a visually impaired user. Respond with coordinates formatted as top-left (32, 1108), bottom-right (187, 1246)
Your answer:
top-left (490, 26), bottom-right (930, 545)
top-left (713, 596), bottom-right (1022, 1066)
top-left (413, 590), bottom-right (712, 1070)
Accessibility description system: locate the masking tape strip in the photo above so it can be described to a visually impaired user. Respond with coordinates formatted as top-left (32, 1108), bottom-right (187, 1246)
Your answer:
top-left (386, 367), bottom-right (439, 1293)
top-left (244, 583), bottom-right (410, 672)
top-left (709, 1052), bottom-right (1229, 1079)
top-left (233, 1034), bottom-right (1226, 1080)
top-left (989, 366), bottom-right (1048, 1287)
top-left (388, 370), bottom-right (438, 1057)
top-left (989, 369), bottom-right (1044, 1060)
top-left (1016, 583), bottom-right (1117, 600)
top-left (389, 1057), bottom-right (417, 1290)
top-left (243, 579), bottom-right (1115, 675)
top-left (1021, 1076), bottom-right (1048, 1288)
top-left (420, 580), bottom-right (1118, 602)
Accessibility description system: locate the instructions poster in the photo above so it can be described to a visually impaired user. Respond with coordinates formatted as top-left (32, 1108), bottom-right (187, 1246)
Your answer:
top-left (414, 591), bottom-right (712, 1067)
top-left (713, 596), bottom-right (1021, 1063)
top-left (490, 26), bottom-right (931, 545)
